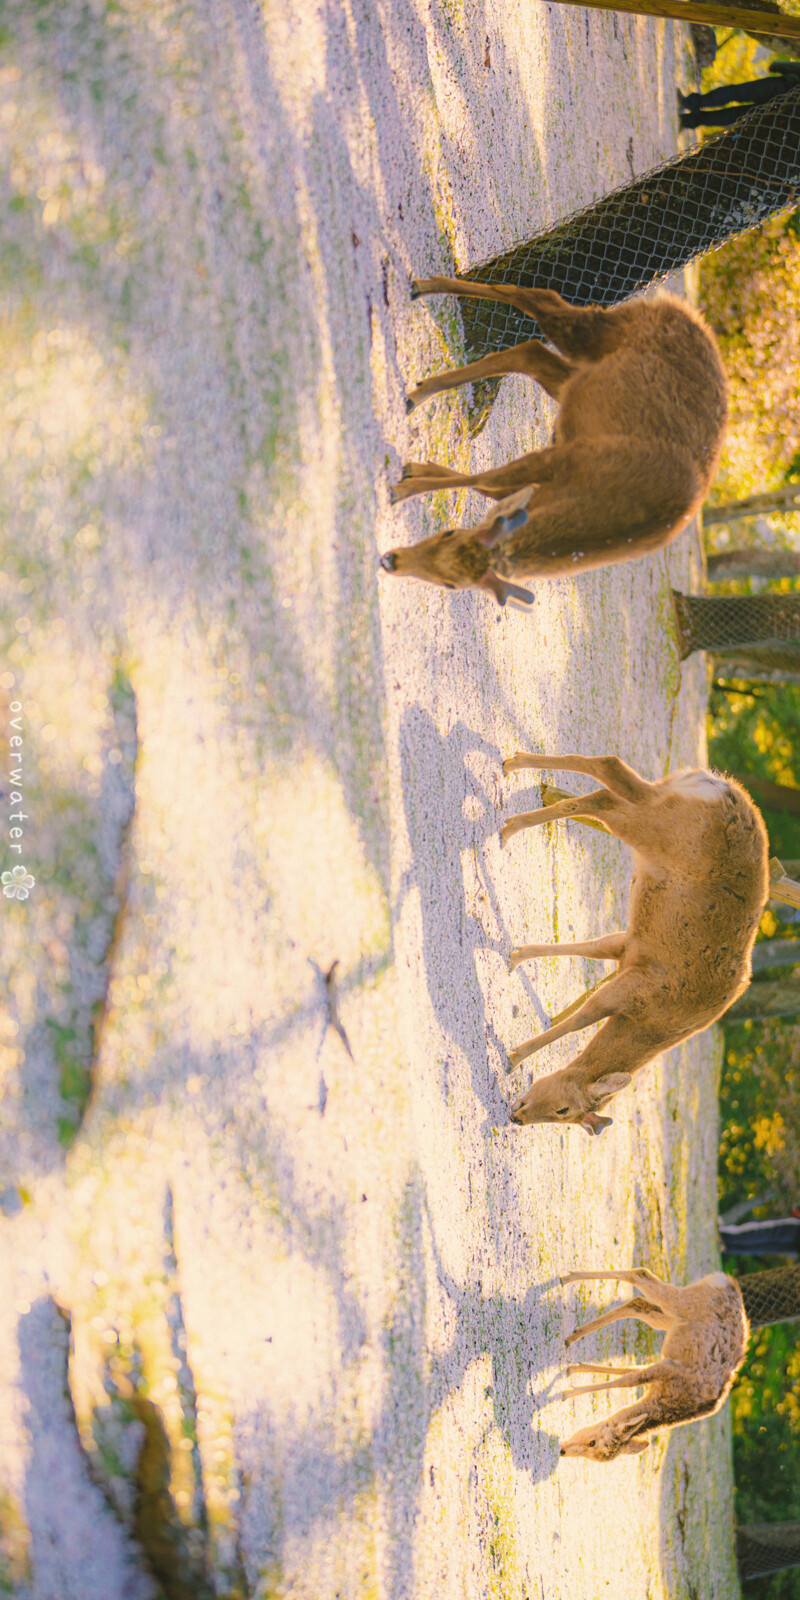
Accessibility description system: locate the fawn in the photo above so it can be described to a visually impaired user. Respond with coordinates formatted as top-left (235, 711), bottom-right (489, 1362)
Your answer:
top-left (380, 280), bottom-right (727, 603)
top-left (500, 754), bottom-right (768, 1133)
top-left (559, 1267), bottom-right (749, 1461)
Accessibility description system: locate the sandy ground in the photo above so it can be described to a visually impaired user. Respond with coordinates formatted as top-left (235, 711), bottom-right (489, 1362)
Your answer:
top-left (0, 1), bottom-right (741, 1596)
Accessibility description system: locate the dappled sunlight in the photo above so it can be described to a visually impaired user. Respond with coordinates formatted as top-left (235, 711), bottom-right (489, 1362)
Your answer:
top-left (2, 324), bottom-right (147, 467)
top-left (0, 310), bottom-right (152, 595)
top-left (111, 614), bottom-right (391, 1057)
top-left (0, 0), bottom-right (736, 1593)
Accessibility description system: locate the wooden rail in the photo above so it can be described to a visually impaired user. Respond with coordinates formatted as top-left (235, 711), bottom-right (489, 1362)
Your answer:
top-left (547, 0), bottom-right (800, 43)
top-left (769, 856), bottom-right (800, 910)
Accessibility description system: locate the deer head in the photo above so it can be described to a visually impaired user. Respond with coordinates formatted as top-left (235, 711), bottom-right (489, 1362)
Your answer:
top-left (560, 1409), bottom-right (650, 1461)
top-left (509, 1070), bottom-right (632, 1133)
top-left (379, 489), bottom-right (535, 607)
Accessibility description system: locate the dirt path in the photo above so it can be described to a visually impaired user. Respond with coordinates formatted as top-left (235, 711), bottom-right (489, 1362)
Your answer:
top-left (0, 1), bottom-right (738, 1596)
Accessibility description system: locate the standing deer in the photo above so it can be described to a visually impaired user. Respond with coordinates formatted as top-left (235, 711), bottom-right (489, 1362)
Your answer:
top-left (379, 280), bottom-right (727, 602)
top-left (559, 1266), bottom-right (749, 1462)
top-left (500, 754), bottom-right (768, 1132)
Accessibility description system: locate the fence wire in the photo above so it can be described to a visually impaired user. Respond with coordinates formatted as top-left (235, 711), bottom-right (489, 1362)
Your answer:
top-left (737, 1523), bottom-right (800, 1580)
top-left (733, 1276), bottom-right (800, 1580)
top-left (672, 591), bottom-right (800, 660)
top-left (454, 89), bottom-right (800, 428)
top-left (740, 1264), bottom-right (800, 1327)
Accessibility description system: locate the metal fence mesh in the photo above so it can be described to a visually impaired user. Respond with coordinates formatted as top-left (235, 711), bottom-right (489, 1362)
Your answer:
top-left (454, 89), bottom-right (800, 428)
top-left (740, 1264), bottom-right (800, 1328)
top-left (672, 591), bottom-right (800, 660)
top-left (734, 1276), bottom-right (800, 1580)
top-left (737, 1523), bottom-right (800, 1580)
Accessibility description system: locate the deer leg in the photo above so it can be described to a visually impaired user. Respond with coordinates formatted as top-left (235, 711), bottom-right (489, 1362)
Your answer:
top-left (500, 787), bottom-right (616, 845)
top-left (507, 970), bottom-right (631, 1069)
top-left (561, 1268), bottom-right (687, 1318)
top-left (398, 460), bottom-right (459, 481)
top-left (390, 446), bottom-right (566, 505)
top-left (406, 342), bottom-right (572, 411)
top-left (515, 295), bottom-right (611, 362)
top-left (411, 276), bottom-right (570, 317)
top-left (503, 753), bottom-right (653, 804)
top-left (564, 1359), bottom-right (678, 1397)
top-left (509, 933), bottom-right (626, 971)
top-left (549, 974), bottom-right (619, 1028)
top-left (410, 279), bottom-right (604, 361)
top-left (565, 1297), bottom-right (669, 1347)
top-left (540, 783), bottom-right (610, 833)
top-left (567, 1362), bottom-right (656, 1376)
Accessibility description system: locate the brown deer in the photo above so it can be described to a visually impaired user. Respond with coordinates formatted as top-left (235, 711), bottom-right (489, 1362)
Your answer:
top-left (380, 280), bottom-right (727, 603)
top-left (559, 1267), bottom-right (749, 1462)
top-left (500, 754), bottom-right (768, 1133)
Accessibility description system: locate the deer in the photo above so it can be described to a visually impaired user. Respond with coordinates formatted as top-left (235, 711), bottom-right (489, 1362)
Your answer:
top-left (499, 753), bottom-right (768, 1133)
top-left (558, 1266), bottom-right (749, 1462)
top-left (379, 279), bottom-right (727, 604)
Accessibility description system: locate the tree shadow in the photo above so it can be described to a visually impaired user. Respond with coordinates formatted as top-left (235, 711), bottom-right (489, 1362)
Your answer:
top-left (396, 706), bottom-right (551, 1127)
top-left (230, 1164), bottom-right (560, 1598)
top-left (0, 1), bottom-right (712, 1593)
top-left (422, 1192), bottom-right (562, 1484)
top-left (17, 1296), bottom-right (156, 1600)
top-left (0, 662), bottom-right (137, 1188)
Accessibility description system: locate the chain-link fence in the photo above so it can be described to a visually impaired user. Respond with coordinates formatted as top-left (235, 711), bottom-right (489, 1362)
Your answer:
top-left (734, 1275), bottom-right (800, 1580)
top-left (739, 1264), bottom-right (800, 1327)
top-left (737, 1522), bottom-right (800, 1580)
top-left (672, 591), bottom-right (800, 661)
top-left (452, 88), bottom-right (800, 427)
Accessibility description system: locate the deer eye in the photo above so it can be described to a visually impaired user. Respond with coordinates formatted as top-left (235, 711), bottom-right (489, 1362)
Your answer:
top-left (556, 1106), bottom-right (570, 1116)
top-left (440, 528), bottom-right (454, 540)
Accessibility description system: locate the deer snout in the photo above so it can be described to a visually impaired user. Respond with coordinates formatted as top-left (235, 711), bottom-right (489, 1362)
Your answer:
top-left (509, 1100), bottom-right (528, 1125)
top-left (380, 552), bottom-right (398, 572)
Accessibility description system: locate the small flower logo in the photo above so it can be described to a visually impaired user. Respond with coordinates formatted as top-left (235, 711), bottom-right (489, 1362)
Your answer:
top-left (2, 866), bottom-right (35, 900)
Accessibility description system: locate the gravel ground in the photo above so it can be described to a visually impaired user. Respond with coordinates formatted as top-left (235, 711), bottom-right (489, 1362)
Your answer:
top-left (0, 1), bottom-right (739, 1596)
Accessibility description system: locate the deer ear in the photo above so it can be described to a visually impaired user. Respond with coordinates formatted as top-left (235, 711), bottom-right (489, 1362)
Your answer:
top-left (589, 1073), bottom-right (632, 1104)
top-left (616, 1409), bottom-right (649, 1452)
top-left (474, 487), bottom-right (534, 548)
top-left (477, 572), bottom-right (535, 609)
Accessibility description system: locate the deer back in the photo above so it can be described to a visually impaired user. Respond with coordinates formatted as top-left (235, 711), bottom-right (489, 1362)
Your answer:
top-left (652, 1273), bottom-right (750, 1425)
top-left (622, 772), bottom-right (768, 1029)
top-left (542, 772), bottom-right (769, 1102)
top-left (557, 294), bottom-right (727, 480)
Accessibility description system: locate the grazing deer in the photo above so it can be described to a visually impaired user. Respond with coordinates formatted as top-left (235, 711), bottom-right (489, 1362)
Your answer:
top-left (380, 280), bottom-right (727, 603)
top-left (500, 754), bottom-right (768, 1133)
top-left (559, 1266), bottom-right (749, 1462)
